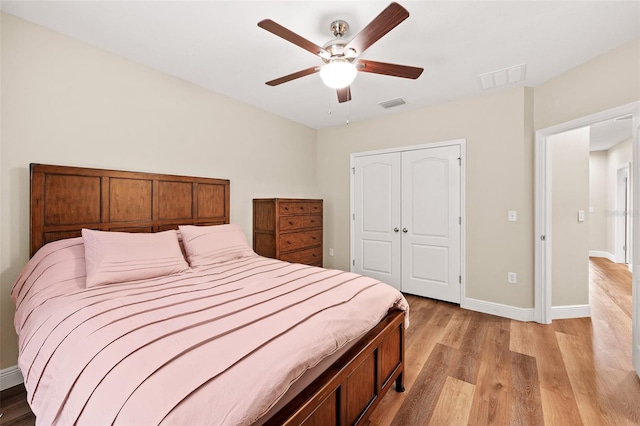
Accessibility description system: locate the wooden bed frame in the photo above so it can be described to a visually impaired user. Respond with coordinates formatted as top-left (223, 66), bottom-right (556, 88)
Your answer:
top-left (29, 163), bottom-right (405, 426)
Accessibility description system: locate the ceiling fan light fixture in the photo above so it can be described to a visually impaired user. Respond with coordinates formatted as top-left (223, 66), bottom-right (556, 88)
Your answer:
top-left (320, 61), bottom-right (357, 89)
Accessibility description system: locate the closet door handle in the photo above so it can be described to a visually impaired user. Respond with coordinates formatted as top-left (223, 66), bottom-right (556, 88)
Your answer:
top-left (393, 227), bottom-right (399, 233)
top-left (402, 228), bottom-right (408, 233)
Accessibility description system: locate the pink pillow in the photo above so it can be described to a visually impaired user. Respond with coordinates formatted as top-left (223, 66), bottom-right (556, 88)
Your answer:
top-left (82, 229), bottom-right (189, 287)
top-left (178, 224), bottom-right (255, 268)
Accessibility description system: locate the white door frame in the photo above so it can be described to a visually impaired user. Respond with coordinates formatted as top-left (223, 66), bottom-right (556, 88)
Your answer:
top-left (615, 164), bottom-right (631, 265)
top-left (534, 103), bottom-right (639, 372)
top-left (350, 139), bottom-right (466, 303)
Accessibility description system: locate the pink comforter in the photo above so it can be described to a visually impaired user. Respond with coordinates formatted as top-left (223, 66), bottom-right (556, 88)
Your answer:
top-left (12, 238), bottom-right (408, 425)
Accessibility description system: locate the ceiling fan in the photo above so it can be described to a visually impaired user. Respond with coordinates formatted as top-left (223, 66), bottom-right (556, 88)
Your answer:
top-left (258, 2), bottom-right (423, 103)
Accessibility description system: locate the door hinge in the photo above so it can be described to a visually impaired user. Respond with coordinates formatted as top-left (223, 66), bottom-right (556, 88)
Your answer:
top-left (459, 216), bottom-right (461, 225)
top-left (352, 259), bottom-right (355, 266)
top-left (352, 213), bottom-right (355, 220)
top-left (459, 275), bottom-right (462, 284)
top-left (540, 235), bottom-right (546, 241)
top-left (457, 157), bottom-right (462, 166)
top-left (352, 167), bottom-right (355, 174)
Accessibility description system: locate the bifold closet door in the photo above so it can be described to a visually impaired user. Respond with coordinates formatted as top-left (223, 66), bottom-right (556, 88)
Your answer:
top-left (401, 146), bottom-right (461, 303)
top-left (353, 145), bottom-right (461, 302)
top-left (353, 153), bottom-right (401, 290)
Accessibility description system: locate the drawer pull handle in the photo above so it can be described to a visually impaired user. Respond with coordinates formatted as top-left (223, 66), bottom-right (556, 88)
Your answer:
top-left (287, 241), bottom-right (292, 245)
top-left (310, 220), bottom-right (315, 223)
top-left (312, 254), bottom-right (316, 257)
top-left (312, 237), bottom-right (317, 240)
top-left (284, 207), bottom-right (289, 211)
top-left (289, 221), bottom-right (294, 225)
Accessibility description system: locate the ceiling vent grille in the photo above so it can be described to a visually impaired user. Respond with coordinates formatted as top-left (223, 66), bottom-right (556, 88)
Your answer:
top-left (477, 63), bottom-right (527, 90)
top-left (378, 98), bottom-right (406, 109)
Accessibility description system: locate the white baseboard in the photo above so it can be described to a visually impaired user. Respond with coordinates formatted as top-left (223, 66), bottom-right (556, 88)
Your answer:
top-left (551, 304), bottom-right (591, 320)
top-left (462, 297), bottom-right (535, 322)
top-left (0, 365), bottom-right (23, 391)
top-left (589, 250), bottom-right (615, 262)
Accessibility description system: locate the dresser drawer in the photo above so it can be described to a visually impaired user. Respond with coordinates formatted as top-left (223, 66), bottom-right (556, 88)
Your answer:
top-left (279, 230), bottom-right (322, 252)
top-left (279, 202), bottom-right (309, 215)
top-left (308, 202), bottom-right (322, 214)
top-left (279, 216), bottom-right (306, 231)
top-left (280, 214), bottom-right (322, 231)
top-left (303, 214), bottom-right (322, 228)
top-left (280, 247), bottom-right (322, 266)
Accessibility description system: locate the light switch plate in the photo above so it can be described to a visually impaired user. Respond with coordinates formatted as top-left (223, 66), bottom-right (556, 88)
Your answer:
top-left (578, 210), bottom-right (585, 222)
top-left (508, 210), bottom-right (517, 222)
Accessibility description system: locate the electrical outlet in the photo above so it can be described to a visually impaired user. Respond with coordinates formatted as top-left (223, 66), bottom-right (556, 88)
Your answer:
top-left (508, 272), bottom-right (517, 284)
top-left (329, 248), bottom-right (334, 256)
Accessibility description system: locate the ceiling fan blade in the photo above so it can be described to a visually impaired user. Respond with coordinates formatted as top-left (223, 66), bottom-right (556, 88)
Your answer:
top-left (357, 59), bottom-right (423, 79)
top-left (345, 2), bottom-right (409, 56)
top-left (337, 86), bottom-right (352, 103)
top-left (258, 19), bottom-right (329, 58)
top-left (266, 66), bottom-right (320, 86)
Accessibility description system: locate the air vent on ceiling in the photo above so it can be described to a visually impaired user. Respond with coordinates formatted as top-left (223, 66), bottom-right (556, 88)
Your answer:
top-left (378, 98), bottom-right (406, 109)
top-left (477, 63), bottom-right (527, 90)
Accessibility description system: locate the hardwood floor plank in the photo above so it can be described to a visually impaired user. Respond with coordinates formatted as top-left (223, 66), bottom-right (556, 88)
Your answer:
top-left (390, 343), bottom-right (460, 426)
top-left (467, 318), bottom-right (511, 425)
top-left (366, 300), bottom-right (449, 426)
top-left (532, 324), bottom-right (583, 425)
top-left (509, 321), bottom-right (538, 357)
top-left (439, 307), bottom-right (473, 349)
top-left (510, 315), bottom-right (583, 424)
top-left (510, 351), bottom-right (544, 426)
top-left (556, 331), bottom-right (627, 425)
top-left (428, 376), bottom-right (475, 426)
top-left (449, 311), bottom-right (491, 385)
top-left (0, 384), bottom-right (35, 426)
top-left (590, 258), bottom-right (632, 318)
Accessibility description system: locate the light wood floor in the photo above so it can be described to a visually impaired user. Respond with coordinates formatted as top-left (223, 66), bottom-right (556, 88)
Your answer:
top-left (1, 258), bottom-right (638, 425)
top-left (367, 257), bottom-right (640, 425)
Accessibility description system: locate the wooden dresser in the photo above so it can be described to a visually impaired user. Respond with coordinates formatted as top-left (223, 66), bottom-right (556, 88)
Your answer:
top-left (253, 198), bottom-right (323, 267)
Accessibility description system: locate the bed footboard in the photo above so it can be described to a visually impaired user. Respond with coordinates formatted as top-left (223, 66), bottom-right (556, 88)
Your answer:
top-left (266, 309), bottom-right (405, 426)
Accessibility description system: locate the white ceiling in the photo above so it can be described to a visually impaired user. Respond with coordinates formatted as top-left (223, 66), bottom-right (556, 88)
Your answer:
top-left (590, 115), bottom-right (634, 151)
top-left (1, 1), bottom-right (639, 130)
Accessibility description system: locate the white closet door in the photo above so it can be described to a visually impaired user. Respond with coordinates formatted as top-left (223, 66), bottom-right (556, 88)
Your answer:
top-left (401, 146), bottom-right (461, 302)
top-left (353, 153), bottom-right (401, 290)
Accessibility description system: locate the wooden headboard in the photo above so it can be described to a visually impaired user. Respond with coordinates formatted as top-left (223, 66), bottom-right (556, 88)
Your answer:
top-left (30, 163), bottom-right (230, 257)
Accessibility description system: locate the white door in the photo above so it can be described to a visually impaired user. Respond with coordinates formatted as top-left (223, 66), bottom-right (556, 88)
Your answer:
top-left (353, 144), bottom-right (462, 301)
top-left (616, 165), bottom-right (630, 264)
top-left (353, 153), bottom-right (401, 290)
top-left (401, 146), bottom-right (461, 302)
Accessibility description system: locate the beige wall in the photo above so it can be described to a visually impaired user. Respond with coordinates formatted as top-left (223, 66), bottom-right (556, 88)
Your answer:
top-left (535, 38), bottom-right (640, 130)
top-left (551, 128), bottom-right (590, 306)
top-left (318, 87), bottom-right (535, 308)
top-left (589, 137), bottom-right (634, 259)
top-left (0, 14), bottom-right (318, 369)
top-left (589, 150), bottom-right (608, 252)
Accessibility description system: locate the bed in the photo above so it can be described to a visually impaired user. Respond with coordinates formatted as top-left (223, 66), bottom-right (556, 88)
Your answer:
top-left (13, 163), bottom-right (408, 425)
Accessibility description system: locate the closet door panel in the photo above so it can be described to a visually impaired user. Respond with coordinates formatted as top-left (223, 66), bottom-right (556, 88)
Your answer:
top-left (401, 146), bottom-right (461, 302)
top-left (353, 153), bottom-right (401, 290)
